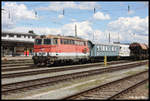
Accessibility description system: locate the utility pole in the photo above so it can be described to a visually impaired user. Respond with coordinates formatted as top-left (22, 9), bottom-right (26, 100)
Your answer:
top-left (118, 32), bottom-right (119, 43)
top-left (2, 9), bottom-right (11, 20)
top-left (128, 5), bottom-right (130, 13)
top-left (63, 9), bottom-right (64, 15)
top-left (75, 24), bottom-right (77, 38)
top-left (109, 32), bottom-right (110, 43)
top-left (94, 8), bottom-right (96, 14)
top-left (93, 31), bottom-right (94, 42)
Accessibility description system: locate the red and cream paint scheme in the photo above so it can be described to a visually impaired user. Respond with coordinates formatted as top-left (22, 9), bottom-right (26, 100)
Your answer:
top-left (32, 35), bottom-right (90, 65)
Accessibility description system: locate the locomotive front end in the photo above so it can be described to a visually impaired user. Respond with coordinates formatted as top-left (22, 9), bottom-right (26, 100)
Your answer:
top-left (32, 35), bottom-right (57, 66)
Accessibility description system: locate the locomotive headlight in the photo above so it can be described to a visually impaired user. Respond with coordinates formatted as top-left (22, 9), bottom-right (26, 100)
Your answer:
top-left (34, 52), bottom-right (37, 56)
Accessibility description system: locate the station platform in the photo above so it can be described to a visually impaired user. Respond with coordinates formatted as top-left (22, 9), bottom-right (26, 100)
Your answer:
top-left (1, 56), bottom-right (32, 61)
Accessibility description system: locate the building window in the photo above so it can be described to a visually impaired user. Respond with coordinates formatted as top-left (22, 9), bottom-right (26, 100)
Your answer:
top-left (32, 36), bottom-right (35, 38)
top-left (9, 34), bottom-right (14, 37)
top-left (2, 34), bottom-right (6, 37)
top-left (17, 34), bottom-right (21, 38)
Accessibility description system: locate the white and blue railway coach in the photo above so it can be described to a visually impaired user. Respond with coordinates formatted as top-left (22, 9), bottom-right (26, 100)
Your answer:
top-left (90, 43), bottom-right (120, 57)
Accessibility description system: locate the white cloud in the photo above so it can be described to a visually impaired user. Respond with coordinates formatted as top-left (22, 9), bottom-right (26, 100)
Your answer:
top-left (2, 2), bottom-right (38, 20)
top-left (38, 2), bottom-right (101, 11)
top-left (70, 19), bottom-right (77, 22)
top-left (2, 26), bottom-right (61, 35)
top-left (107, 16), bottom-right (148, 44)
top-left (3, 20), bottom-right (95, 41)
top-left (2, 2), bottom-right (39, 29)
top-left (61, 20), bottom-right (93, 39)
top-left (58, 14), bottom-right (64, 19)
top-left (93, 12), bottom-right (110, 20)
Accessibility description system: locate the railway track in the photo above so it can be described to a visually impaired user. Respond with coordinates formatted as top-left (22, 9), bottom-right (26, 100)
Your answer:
top-left (2, 61), bottom-right (148, 95)
top-left (62, 70), bottom-right (148, 100)
top-left (2, 59), bottom-right (33, 64)
top-left (1, 60), bottom-right (129, 72)
top-left (2, 60), bottom-right (147, 79)
top-left (2, 63), bottom-right (33, 68)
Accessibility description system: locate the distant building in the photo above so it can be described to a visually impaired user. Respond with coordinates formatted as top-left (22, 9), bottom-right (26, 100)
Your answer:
top-left (1, 31), bottom-right (37, 57)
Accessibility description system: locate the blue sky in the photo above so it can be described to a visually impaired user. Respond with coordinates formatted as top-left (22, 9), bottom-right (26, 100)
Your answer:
top-left (1, 1), bottom-right (149, 44)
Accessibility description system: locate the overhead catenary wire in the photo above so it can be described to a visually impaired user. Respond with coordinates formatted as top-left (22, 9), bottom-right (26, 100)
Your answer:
top-left (3, 2), bottom-right (148, 27)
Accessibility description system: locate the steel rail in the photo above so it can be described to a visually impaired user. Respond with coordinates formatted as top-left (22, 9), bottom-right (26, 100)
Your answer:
top-left (2, 61), bottom-right (148, 95)
top-left (62, 70), bottom-right (148, 100)
top-left (2, 60), bottom-right (137, 78)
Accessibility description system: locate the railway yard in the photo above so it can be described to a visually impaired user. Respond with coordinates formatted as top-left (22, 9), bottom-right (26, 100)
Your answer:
top-left (1, 57), bottom-right (149, 100)
top-left (1, 1), bottom-right (149, 100)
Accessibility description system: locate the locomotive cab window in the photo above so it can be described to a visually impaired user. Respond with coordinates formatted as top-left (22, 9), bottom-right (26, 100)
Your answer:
top-left (44, 39), bottom-right (51, 45)
top-left (35, 39), bottom-right (42, 45)
top-left (61, 39), bottom-right (63, 44)
top-left (53, 38), bottom-right (58, 45)
top-left (84, 42), bottom-right (86, 46)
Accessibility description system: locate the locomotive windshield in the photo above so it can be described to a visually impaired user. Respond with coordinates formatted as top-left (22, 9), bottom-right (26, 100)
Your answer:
top-left (35, 39), bottom-right (42, 45)
top-left (44, 39), bottom-right (52, 45)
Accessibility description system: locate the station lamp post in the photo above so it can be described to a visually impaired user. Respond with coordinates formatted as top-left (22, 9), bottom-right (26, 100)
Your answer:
top-left (2, 8), bottom-right (16, 57)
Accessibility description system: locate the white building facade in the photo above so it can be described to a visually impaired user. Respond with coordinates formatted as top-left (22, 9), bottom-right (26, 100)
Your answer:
top-left (1, 31), bottom-right (37, 57)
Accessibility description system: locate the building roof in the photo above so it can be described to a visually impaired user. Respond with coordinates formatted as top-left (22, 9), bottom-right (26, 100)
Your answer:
top-left (35, 34), bottom-right (88, 41)
top-left (2, 38), bottom-right (34, 43)
top-left (2, 31), bottom-right (37, 36)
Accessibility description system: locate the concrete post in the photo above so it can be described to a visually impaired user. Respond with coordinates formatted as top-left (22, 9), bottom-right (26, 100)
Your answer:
top-left (104, 56), bottom-right (107, 67)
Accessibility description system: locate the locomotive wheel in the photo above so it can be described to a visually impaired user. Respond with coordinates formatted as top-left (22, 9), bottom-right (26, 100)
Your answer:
top-left (34, 60), bottom-right (38, 65)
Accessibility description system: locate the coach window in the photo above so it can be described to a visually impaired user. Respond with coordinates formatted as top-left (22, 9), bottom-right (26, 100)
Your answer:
top-left (70, 40), bottom-right (72, 44)
top-left (17, 34), bottom-right (21, 38)
top-left (110, 47), bottom-right (112, 52)
top-left (35, 39), bottom-right (42, 45)
top-left (112, 47), bottom-right (114, 52)
top-left (63, 39), bottom-right (67, 44)
top-left (81, 41), bottom-right (83, 46)
top-left (71, 40), bottom-right (73, 44)
top-left (75, 41), bottom-right (79, 45)
top-left (44, 39), bottom-right (51, 45)
top-left (113, 47), bottom-right (115, 51)
top-left (75, 41), bottom-right (77, 45)
top-left (84, 42), bottom-right (86, 46)
top-left (72, 40), bottom-right (75, 45)
top-left (67, 40), bottom-right (70, 44)
top-left (114, 47), bottom-right (117, 51)
top-left (79, 41), bottom-right (81, 45)
top-left (61, 39), bottom-right (63, 44)
top-left (53, 38), bottom-right (58, 45)
top-left (105, 46), bottom-right (107, 51)
top-left (102, 46), bottom-right (104, 51)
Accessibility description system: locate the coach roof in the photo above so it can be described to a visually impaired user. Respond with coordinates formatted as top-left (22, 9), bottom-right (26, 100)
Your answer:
top-left (129, 42), bottom-right (148, 50)
top-left (35, 34), bottom-right (88, 41)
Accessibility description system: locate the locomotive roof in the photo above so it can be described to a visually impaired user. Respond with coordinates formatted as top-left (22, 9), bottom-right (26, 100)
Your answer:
top-left (35, 34), bottom-right (88, 41)
top-left (129, 42), bottom-right (148, 50)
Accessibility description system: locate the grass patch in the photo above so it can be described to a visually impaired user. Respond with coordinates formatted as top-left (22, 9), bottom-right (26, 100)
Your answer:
top-left (74, 79), bottom-right (103, 91)
top-left (125, 71), bottom-right (139, 75)
top-left (145, 84), bottom-right (149, 89)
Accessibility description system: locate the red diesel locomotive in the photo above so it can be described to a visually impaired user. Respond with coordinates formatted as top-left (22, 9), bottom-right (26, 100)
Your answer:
top-left (32, 35), bottom-right (90, 66)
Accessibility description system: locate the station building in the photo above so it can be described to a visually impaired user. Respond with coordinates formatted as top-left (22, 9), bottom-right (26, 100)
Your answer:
top-left (1, 31), bottom-right (37, 57)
